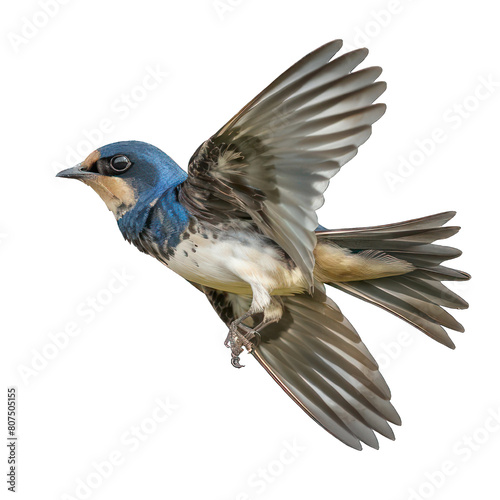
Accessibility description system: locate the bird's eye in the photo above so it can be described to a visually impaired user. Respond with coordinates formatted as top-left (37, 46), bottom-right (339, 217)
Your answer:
top-left (109, 155), bottom-right (132, 173)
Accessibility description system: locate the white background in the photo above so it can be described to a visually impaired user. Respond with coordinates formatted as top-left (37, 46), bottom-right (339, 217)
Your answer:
top-left (1, 1), bottom-right (499, 499)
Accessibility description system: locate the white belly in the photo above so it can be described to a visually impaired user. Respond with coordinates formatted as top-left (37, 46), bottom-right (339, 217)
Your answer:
top-left (163, 231), bottom-right (308, 296)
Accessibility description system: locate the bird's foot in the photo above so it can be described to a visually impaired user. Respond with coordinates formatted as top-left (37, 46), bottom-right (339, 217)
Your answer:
top-left (224, 316), bottom-right (261, 368)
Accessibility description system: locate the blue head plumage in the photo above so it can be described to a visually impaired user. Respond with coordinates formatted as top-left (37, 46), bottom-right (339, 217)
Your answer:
top-left (97, 140), bottom-right (187, 202)
top-left (57, 140), bottom-right (190, 246)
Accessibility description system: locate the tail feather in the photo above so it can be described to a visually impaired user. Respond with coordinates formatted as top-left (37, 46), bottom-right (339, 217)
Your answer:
top-left (391, 275), bottom-right (468, 309)
top-left (417, 267), bottom-right (470, 281)
top-left (333, 280), bottom-right (459, 348)
top-left (319, 211), bottom-right (457, 237)
top-left (316, 212), bottom-right (470, 348)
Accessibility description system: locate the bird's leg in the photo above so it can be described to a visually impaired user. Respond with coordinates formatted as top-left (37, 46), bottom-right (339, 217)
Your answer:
top-left (224, 312), bottom-right (260, 368)
top-left (225, 284), bottom-right (282, 367)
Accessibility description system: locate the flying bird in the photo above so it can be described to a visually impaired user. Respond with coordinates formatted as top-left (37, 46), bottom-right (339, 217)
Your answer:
top-left (57, 40), bottom-right (469, 450)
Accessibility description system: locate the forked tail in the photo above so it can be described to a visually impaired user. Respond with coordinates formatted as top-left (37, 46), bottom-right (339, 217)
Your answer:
top-left (314, 211), bottom-right (470, 348)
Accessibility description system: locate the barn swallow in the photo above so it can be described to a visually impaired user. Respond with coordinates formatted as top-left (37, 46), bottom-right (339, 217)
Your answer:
top-left (57, 40), bottom-right (469, 449)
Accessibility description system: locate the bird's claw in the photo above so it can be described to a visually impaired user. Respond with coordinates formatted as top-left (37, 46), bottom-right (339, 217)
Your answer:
top-left (225, 320), bottom-right (260, 368)
top-left (231, 356), bottom-right (244, 368)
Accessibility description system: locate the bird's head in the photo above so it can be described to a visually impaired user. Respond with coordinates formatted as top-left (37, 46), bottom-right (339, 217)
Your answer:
top-left (56, 140), bottom-right (187, 219)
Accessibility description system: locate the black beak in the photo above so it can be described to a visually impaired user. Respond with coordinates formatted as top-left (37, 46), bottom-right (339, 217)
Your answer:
top-left (56, 163), bottom-right (97, 180)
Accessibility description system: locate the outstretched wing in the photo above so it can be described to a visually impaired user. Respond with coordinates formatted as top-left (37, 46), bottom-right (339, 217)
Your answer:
top-left (199, 284), bottom-right (401, 450)
top-left (179, 40), bottom-right (386, 289)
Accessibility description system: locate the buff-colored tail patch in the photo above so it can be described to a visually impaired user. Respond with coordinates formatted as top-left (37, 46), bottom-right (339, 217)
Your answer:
top-left (313, 242), bottom-right (414, 283)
